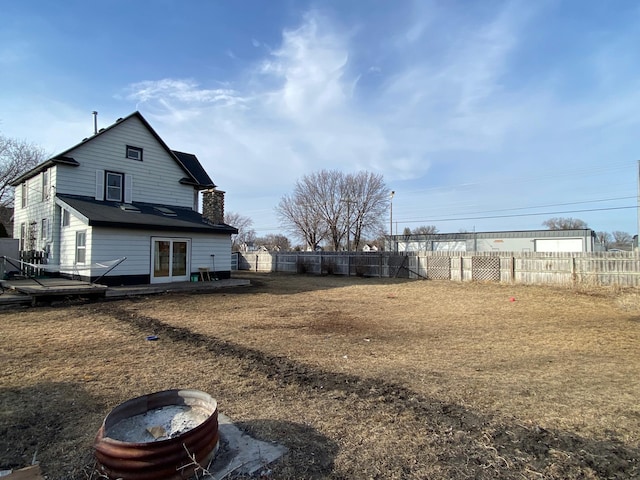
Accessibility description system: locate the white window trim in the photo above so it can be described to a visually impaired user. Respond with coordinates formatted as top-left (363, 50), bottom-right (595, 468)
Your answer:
top-left (62, 209), bottom-right (70, 227)
top-left (105, 171), bottom-right (124, 202)
top-left (42, 170), bottom-right (49, 201)
top-left (76, 231), bottom-right (87, 264)
top-left (20, 223), bottom-right (26, 250)
top-left (41, 218), bottom-right (49, 241)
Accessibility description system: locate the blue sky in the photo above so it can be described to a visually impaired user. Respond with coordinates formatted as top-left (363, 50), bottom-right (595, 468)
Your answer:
top-left (2, 1), bottom-right (640, 238)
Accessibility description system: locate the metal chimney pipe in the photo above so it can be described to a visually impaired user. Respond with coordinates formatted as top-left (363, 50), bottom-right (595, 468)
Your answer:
top-left (92, 111), bottom-right (98, 134)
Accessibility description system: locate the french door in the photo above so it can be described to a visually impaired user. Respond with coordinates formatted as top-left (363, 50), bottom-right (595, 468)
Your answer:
top-left (151, 237), bottom-right (190, 283)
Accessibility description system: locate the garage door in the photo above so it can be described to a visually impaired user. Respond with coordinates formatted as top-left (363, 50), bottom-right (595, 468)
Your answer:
top-left (534, 238), bottom-right (583, 252)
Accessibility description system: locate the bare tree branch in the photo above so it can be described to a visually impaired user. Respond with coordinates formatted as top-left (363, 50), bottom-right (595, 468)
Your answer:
top-left (224, 211), bottom-right (255, 251)
top-left (276, 170), bottom-right (390, 251)
top-left (0, 134), bottom-right (47, 207)
top-left (542, 217), bottom-right (588, 230)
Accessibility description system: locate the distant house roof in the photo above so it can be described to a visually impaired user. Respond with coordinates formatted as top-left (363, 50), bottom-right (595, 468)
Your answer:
top-left (10, 112), bottom-right (215, 189)
top-left (56, 194), bottom-right (237, 234)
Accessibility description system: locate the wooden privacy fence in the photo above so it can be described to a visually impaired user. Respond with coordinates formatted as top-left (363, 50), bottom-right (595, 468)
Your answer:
top-left (235, 251), bottom-right (640, 287)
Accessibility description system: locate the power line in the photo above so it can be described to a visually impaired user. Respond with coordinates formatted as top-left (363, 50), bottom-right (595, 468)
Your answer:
top-left (401, 196), bottom-right (637, 221)
top-left (399, 205), bottom-right (637, 224)
top-left (399, 161), bottom-right (635, 196)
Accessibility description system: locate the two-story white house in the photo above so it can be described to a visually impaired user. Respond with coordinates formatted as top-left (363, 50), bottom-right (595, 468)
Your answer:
top-left (11, 111), bottom-right (237, 285)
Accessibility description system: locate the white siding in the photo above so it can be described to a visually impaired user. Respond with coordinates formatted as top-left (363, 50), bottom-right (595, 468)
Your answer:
top-left (58, 210), bottom-right (91, 275)
top-left (13, 169), bottom-right (57, 251)
top-left (55, 116), bottom-right (195, 207)
top-left (192, 233), bottom-right (233, 271)
top-left (90, 228), bottom-right (233, 278)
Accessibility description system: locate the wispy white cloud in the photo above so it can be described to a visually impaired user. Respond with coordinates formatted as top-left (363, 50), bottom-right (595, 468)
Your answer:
top-left (126, 79), bottom-right (241, 106)
top-left (259, 12), bottom-right (351, 122)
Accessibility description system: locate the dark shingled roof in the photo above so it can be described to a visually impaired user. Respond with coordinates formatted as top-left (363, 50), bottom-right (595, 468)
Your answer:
top-left (172, 151), bottom-right (216, 188)
top-left (57, 194), bottom-right (238, 234)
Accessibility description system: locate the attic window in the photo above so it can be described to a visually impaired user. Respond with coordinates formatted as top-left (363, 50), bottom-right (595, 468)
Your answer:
top-left (126, 145), bottom-right (143, 161)
top-left (120, 204), bottom-right (140, 213)
top-left (154, 207), bottom-right (177, 216)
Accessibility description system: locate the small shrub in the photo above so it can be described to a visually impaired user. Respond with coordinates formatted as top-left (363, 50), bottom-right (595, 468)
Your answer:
top-left (354, 257), bottom-right (371, 277)
top-left (297, 259), bottom-right (310, 274)
top-left (322, 259), bottom-right (337, 275)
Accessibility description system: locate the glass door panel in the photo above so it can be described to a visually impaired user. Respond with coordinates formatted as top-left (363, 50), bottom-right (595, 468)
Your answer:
top-left (172, 241), bottom-right (187, 276)
top-left (151, 238), bottom-right (190, 283)
top-left (154, 240), bottom-right (170, 277)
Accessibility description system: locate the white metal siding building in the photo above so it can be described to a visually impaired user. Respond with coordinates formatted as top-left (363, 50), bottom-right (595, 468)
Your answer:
top-left (389, 229), bottom-right (599, 253)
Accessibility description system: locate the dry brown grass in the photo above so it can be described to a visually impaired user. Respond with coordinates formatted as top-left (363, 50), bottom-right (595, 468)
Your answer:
top-left (1, 273), bottom-right (640, 479)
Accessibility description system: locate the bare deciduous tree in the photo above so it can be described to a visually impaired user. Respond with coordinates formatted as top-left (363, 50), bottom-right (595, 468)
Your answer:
top-left (412, 225), bottom-right (439, 234)
top-left (0, 133), bottom-right (47, 207)
top-left (224, 211), bottom-right (255, 252)
top-left (347, 171), bottom-right (389, 250)
top-left (276, 170), bottom-right (389, 251)
top-left (542, 217), bottom-right (588, 230)
top-left (277, 192), bottom-right (327, 250)
top-left (612, 231), bottom-right (632, 250)
top-left (597, 231), bottom-right (612, 249)
top-left (255, 234), bottom-right (291, 251)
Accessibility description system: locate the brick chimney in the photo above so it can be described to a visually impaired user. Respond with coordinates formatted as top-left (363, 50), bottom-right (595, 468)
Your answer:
top-left (202, 189), bottom-right (225, 224)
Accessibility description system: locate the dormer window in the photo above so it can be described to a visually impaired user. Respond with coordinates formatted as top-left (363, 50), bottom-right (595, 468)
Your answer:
top-left (126, 145), bottom-right (143, 161)
top-left (106, 171), bottom-right (124, 201)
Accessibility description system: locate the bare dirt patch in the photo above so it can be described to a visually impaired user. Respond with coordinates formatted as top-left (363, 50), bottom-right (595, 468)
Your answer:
top-left (1, 273), bottom-right (640, 479)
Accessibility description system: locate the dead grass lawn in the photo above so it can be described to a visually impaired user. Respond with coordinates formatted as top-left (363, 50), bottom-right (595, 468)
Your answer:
top-left (1, 273), bottom-right (640, 479)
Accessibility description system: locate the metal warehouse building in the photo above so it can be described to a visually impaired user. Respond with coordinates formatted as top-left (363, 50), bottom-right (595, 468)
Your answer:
top-left (389, 229), bottom-right (599, 253)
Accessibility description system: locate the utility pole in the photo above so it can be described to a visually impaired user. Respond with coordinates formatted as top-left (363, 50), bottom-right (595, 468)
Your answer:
top-left (389, 191), bottom-right (395, 252)
top-left (389, 191), bottom-right (395, 237)
top-left (340, 198), bottom-right (356, 252)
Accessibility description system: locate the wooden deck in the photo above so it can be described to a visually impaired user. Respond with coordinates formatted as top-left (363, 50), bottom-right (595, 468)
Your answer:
top-left (1, 278), bottom-right (108, 305)
top-left (0, 277), bottom-right (250, 306)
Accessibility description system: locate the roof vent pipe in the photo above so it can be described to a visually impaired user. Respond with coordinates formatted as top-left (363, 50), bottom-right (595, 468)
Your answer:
top-left (92, 111), bottom-right (98, 135)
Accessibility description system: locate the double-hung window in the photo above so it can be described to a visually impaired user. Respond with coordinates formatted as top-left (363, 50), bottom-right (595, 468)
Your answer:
top-left (106, 171), bottom-right (124, 202)
top-left (41, 218), bottom-right (48, 241)
top-left (20, 223), bottom-right (26, 250)
top-left (76, 231), bottom-right (86, 264)
top-left (42, 170), bottom-right (49, 201)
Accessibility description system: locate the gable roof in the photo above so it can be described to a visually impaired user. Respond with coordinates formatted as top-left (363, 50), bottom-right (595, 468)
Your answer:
top-left (172, 150), bottom-right (215, 187)
top-left (10, 112), bottom-right (215, 189)
top-left (57, 194), bottom-right (237, 234)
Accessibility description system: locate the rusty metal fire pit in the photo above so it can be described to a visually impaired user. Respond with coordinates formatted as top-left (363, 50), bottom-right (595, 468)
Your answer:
top-left (94, 389), bottom-right (219, 480)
